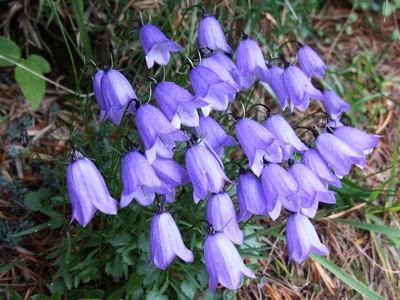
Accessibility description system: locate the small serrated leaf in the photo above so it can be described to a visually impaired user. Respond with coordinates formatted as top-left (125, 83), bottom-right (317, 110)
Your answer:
top-left (0, 36), bottom-right (21, 67)
top-left (15, 59), bottom-right (45, 109)
top-left (27, 54), bottom-right (52, 73)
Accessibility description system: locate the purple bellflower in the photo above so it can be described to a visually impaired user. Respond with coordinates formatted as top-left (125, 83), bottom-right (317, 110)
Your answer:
top-left (154, 81), bottom-right (206, 128)
top-left (332, 125), bottom-right (380, 155)
top-left (315, 131), bottom-right (366, 177)
top-left (93, 68), bottom-right (138, 125)
top-left (200, 51), bottom-right (245, 91)
top-left (261, 163), bottom-right (298, 218)
top-left (322, 90), bottom-right (351, 118)
top-left (206, 192), bottom-right (244, 244)
top-left (237, 170), bottom-right (270, 222)
top-left (286, 212), bottom-right (329, 264)
top-left (148, 205), bottom-right (194, 270)
top-left (297, 45), bottom-right (327, 78)
top-left (139, 24), bottom-right (181, 68)
top-left (287, 163), bottom-right (336, 213)
top-left (66, 149), bottom-right (118, 227)
top-left (136, 103), bottom-right (186, 164)
top-left (195, 115), bottom-right (236, 157)
top-left (120, 150), bottom-right (169, 207)
top-left (185, 138), bottom-right (231, 203)
top-left (282, 65), bottom-right (323, 112)
top-left (265, 65), bottom-right (288, 109)
top-left (302, 148), bottom-right (342, 188)
top-left (204, 227), bottom-right (255, 293)
top-left (264, 113), bottom-right (308, 159)
top-left (235, 118), bottom-right (283, 177)
top-left (198, 14), bottom-right (233, 53)
top-left (236, 36), bottom-right (270, 89)
top-left (151, 156), bottom-right (190, 202)
top-left (190, 66), bottom-right (237, 116)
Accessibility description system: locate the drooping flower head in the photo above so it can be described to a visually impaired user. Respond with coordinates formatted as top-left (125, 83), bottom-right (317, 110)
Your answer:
top-left (154, 81), bottom-right (206, 128)
top-left (93, 68), bottom-right (138, 124)
top-left (282, 65), bottom-right (323, 112)
top-left (151, 156), bottom-right (190, 203)
top-left (198, 14), bottom-right (233, 53)
top-left (120, 148), bottom-right (169, 207)
top-left (66, 147), bottom-right (118, 227)
top-left (136, 103), bottom-right (186, 163)
top-left (204, 225), bottom-right (255, 293)
top-left (190, 66), bottom-right (237, 116)
top-left (286, 212), bottom-right (329, 264)
top-left (139, 24), bottom-right (181, 68)
top-left (185, 135), bottom-right (231, 203)
top-left (322, 90), bottom-right (351, 118)
top-left (237, 170), bottom-right (271, 222)
top-left (297, 44), bottom-right (327, 78)
top-left (265, 65), bottom-right (288, 109)
top-left (148, 204), bottom-right (194, 270)
top-left (331, 125), bottom-right (380, 155)
top-left (236, 35), bottom-right (270, 88)
top-left (264, 113), bottom-right (308, 159)
top-left (194, 115), bottom-right (236, 157)
top-left (206, 192), bottom-right (244, 244)
top-left (235, 117), bottom-right (283, 177)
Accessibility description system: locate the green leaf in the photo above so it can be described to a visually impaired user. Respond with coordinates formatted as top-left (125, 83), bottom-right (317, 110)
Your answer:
top-left (24, 188), bottom-right (52, 212)
top-left (15, 59), bottom-right (46, 109)
top-left (333, 218), bottom-right (400, 237)
top-left (27, 54), bottom-right (51, 73)
top-left (181, 279), bottom-right (196, 299)
top-left (311, 255), bottom-right (386, 300)
top-left (0, 36), bottom-right (21, 66)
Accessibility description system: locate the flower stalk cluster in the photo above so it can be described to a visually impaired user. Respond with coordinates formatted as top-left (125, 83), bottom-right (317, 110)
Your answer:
top-left (65, 10), bottom-right (380, 294)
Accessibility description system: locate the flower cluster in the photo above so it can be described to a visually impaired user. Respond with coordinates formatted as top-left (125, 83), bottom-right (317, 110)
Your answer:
top-left (65, 11), bottom-right (379, 294)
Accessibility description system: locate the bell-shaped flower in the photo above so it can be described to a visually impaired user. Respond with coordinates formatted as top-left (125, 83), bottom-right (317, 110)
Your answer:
top-left (190, 66), bottom-right (237, 115)
top-left (148, 205), bottom-right (194, 269)
top-left (120, 150), bottom-right (169, 207)
top-left (236, 36), bottom-right (270, 89)
top-left (287, 163), bottom-right (336, 212)
top-left (235, 118), bottom-right (283, 177)
top-left (66, 149), bottom-right (118, 227)
top-left (139, 24), bottom-right (181, 68)
top-left (136, 103), bottom-right (186, 163)
top-left (264, 113), bottom-right (308, 159)
top-left (237, 171), bottom-right (269, 222)
top-left (204, 228), bottom-right (255, 293)
top-left (322, 90), bottom-right (351, 118)
top-left (151, 156), bottom-right (190, 202)
top-left (154, 81), bottom-right (206, 128)
top-left (198, 14), bottom-right (232, 53)
top-left (185, 139), bottom-right (231, 203)
top-left (302, 148), bottom-right (342, 188)
top-left (265, 65), bottom-right (288, 109)
top-left (194, 115), bottom-right (236, 157)
top-left (94, 68), bottom-right (138, 111)
top-left (282, 65), bottom-right (323, 111)
top-left (297, 45), bottom-right (327, 78)
top-left (206, 192), bottom-right (244, 244)
top-left (261, 163), bottom-right (298, 217)
top-left (286, 212), bottom-right (329, 264)
top-left (316, 131), bottom-right (366, 177)
top-left (332, 125), bottom-right (380, 155)
top-left (200, 51), bottom-right (244, 91)
top-left (93, 68), bottom-right (138, 125)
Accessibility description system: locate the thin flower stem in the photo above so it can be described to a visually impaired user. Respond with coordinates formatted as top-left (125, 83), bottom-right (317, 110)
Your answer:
top-left (0, 54), bottom-right (93, 98)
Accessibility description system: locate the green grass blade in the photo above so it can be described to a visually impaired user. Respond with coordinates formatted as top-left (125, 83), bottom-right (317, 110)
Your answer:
top-left (333, 218), bottom-right (400, 237)
top-left (311, 255), bottom-right (386, 300)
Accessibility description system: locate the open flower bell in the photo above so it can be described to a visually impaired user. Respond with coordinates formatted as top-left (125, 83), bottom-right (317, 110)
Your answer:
top-left (139, 24), bottom-right (181, 68)
top-left (148, 204), bottom-right (194, 270)
top-left (204, 225), bottom-right (255, 293)
top-left (198, 14), bottom-right (232, 53)
top-left (66, 148), bottom-right (118, 227)
top-left (297, 45), bottom-right (327, 78)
